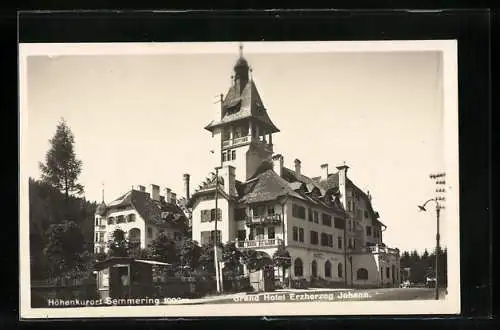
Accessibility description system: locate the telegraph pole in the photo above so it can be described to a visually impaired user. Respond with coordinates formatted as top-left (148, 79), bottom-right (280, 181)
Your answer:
top-left (419, 172), bottom-right (446, 300)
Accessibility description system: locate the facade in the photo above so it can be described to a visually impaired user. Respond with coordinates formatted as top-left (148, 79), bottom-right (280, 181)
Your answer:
top-left (94, 184), bottom-right (188, 254)
top-left (187, 48), bottom-right (400, 288)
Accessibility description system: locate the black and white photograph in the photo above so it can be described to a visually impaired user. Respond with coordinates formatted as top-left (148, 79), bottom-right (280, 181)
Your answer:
top-left (19, 40), bottom-right (460, 318)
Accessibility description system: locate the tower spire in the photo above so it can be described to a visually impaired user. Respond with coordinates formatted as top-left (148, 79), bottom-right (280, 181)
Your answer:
top-left (239, 43), bottom-right (244, 58)
top-left (101, 182), bottom-right (105, 203)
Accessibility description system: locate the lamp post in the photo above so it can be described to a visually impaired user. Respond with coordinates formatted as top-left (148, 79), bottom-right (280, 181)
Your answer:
top-left (418, 196), bottom-right (445, 300)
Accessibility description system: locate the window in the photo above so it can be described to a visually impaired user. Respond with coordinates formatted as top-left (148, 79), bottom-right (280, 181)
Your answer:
top-left (292, 204), bottom-right (306, 219)
top-left (200, 230), bottom-right (221, 245)
top-left (267, 206), bottom-right (275, 215)
top-left (386, 267), bottom-right (390, 278)
top-left (147, 227), bottom-right (153, 238)
top-left (328, 234), bottom-right (333, 247)
top-left (237, 230), bottom-right (246, 241)
top-left (357, 268), bottom-right (369, 280)
top-left (252, 205), bottom-right (266, 217)
top-left (117, 215), bottom-right (125, 224)
top-left (320, 233), bottom-right (328, 246)
top-left (292, 227), bottom-right (298, 241)
top-left (353, 239), bottom-right (357, 249)
top-left (107, 217), bottom-right (114, 225)
top-left (347, 200), bottom-right (352, 212)
top-left (324, 260), bottom-right (332, 278)
top-left (322, 214), bottom-right (332, 226)
top-left (338, 236), bottom-right (343, 249)
top-left (222, 152), bottom-right (227, 162)
top-left (201, 208), bottom-right (222, 222)
top-left (338, 263), bottom-right (343, 278)
top-left (235, 208), bottom-right (246, 221)
top-left (294, 258), bottom-right (303, 277)
top-left (231, 150), bottom-right (236, 160)
top-left (313, 211), bottom-right (319, 223)
top-left (364, 210), bottom-right (369, 218)
top-left (268, 226), bottom-right (275, 239)
top-left (128, 214), bottom-right (136, 222)
top-left (255, 227), bottom-right (265, 240)
top-left (348, 238), bottom-right (353, 249)
top-left (334, 217), bottom-right (345, 229)
top-left (308, 208), bottom-right (313, 222)
top-left (95, 218), bottom-right (99, 226)
top-left (298, 228), bottom-right (304, 242)
top-left (348, 220), bottom-right (352, 232)
top-left (366, 226), bottom-right (372, 236)
top-left (227, 151), bottom-right (232, 161)
top-left (311, 260), bottom-right (318, 278)
top-left (99, 232), bottom-right (105, 242)
top-left (310, 231), bottom-right (318, 245)
top-left (95, 233), bottom-right (99, 242)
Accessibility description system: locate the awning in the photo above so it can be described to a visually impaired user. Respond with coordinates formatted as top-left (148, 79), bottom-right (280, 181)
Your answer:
top-left (135, 260), bottom-right (172, 266)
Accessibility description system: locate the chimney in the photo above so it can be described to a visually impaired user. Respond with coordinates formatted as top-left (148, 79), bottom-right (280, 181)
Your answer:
top-left (183, 174), bottom-right (190, 200)
top-left (336, 163), bottom-right (349, 210)
top-left (220, 165), bottom-right (236, 196)
top-left (137, 185), bottom-right (146, 192)
top-left (294, 159), bottom-right (301, 176)
top-left (320, 163), bottom-right (329, 181)
top-left (164, 188), bottom-right (172, 204)
top-left (272, 154), bottom-right (284, 177)
top-left (150, 184), bottom-right (160, 201)
top-left (171, 192), bottom-right (177, 204)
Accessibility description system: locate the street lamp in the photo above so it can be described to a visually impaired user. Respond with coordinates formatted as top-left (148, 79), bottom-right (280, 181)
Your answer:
top-left (417, 197), bottom-right (445, 300)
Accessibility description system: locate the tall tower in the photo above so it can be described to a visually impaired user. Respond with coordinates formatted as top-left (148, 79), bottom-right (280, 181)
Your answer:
top-left (204, 44), bottom-right (280, 181)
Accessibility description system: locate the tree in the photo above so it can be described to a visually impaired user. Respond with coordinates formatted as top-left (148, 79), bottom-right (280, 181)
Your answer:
top-left (43, 221), bottom-right (87, 279)
top-left (39, 118), bottom-right (84, 200)
top-left (149, 232), bottom-right (179, 264)
top-left (179, 238), bottom-right (202, 270)
top-left (272, 244), bottom-right (292, 283)
top-left (198, 243), bottom-right (216, 274)
top-left (241, 249), bottom-right (271, 272)
top-left (222, 242), bottom-right (243, 277)
top-left (107, 229), bottom-right (129, 257)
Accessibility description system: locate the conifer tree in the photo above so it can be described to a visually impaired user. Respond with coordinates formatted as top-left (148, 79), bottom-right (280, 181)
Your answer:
top-left (39, 118), bottom-right (84, 200)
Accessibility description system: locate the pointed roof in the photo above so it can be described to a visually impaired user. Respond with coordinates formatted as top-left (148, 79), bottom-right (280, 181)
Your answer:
top-left (205, 78), bottom-right (279, 133)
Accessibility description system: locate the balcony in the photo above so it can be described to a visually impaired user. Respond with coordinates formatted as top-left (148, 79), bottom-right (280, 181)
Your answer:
top-left (236, 238), bottom-right (283, 249)
top-left (222, 136), bottom-right (249, 148)
top-left (245, 214), bottom-right (282, 227)
top-left (365, 244), bottom-right (400, 255)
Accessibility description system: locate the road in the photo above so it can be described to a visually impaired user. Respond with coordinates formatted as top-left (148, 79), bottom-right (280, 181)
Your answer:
top-left (188, 287), bottom-right (447, 304)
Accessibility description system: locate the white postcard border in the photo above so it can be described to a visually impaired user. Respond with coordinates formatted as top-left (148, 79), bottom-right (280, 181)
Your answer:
top-left (19, 40), bottom-right (460, 319)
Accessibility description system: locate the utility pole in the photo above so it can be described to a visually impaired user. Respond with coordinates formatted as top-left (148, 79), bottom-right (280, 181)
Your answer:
top-left (418, 172), bottom-right (446, 300)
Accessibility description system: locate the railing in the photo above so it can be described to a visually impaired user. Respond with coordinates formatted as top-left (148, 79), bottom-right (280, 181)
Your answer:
top-left (222, 136), bottom-right (249, 148)
top-left (245, 214), bottom-right (282, 226)
top-left (365, 244), bottom-right (400, 255)
top-left (236, 238), bottom-right (283, 249)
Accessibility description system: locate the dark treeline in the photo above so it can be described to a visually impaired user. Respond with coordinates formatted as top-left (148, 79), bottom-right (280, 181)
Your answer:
top-left (29, 178), bottom-right (97, 279)
top-left (400, 248), bottom-right (447, 286)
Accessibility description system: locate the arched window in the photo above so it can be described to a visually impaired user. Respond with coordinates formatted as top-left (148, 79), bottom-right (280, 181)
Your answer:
top-left (357, 268), bottom-right (369, 280)
top-left (325, 260), bottom-right (332, 278)
top-left (338, 263), bottom-right (343, 278)
top-left (128, 228), bottom-right (141, 250)
top-left (311, 260), bottom-right (317, 278)
top-left (294, 258), bottom-right (303, 277)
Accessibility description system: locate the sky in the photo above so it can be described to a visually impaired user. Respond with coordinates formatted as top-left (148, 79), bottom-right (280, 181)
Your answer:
top-left (24, 43), bottom-right (448, 253)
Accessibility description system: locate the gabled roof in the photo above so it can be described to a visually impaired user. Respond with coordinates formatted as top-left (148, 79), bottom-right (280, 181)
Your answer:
top-left (106, 189), bottom-right (187, 227)
top-left (204, 80), bottom-right (279, 133)
top-left (238, 169), bottom-right (303, 204)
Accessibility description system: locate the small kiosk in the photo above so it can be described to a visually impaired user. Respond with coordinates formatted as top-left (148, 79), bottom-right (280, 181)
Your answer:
top-left (93, 257), bottom-right (171, 300)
